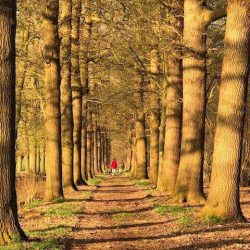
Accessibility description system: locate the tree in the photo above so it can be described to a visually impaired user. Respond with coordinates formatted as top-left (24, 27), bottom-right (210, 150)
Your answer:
top-left (148, 48), bottom-right (160, 185)
top-left (170, 0), bottom-right (226, 203)
top-left (134, 76), bottom-right (147, 179)
top-left (0, 0), bottom-right (27, 244)
top-left (60, 0), bottom-right (77, 190)
top-left (71, 0), bottom-right (85, 185)
top-left (43, 0), bottom-right (64, 200)
top-left (157, 1), bottom-right (183, 193)
top-left (202, 0), bottom-right (250, 221)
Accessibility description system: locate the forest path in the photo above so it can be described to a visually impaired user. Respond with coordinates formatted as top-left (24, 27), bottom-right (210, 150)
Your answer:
top-left (65, 175), bottom-right (250, 250)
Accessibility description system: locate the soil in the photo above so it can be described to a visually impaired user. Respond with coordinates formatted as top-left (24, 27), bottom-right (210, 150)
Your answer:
top-left (64, 176), bottom-right (250, 250)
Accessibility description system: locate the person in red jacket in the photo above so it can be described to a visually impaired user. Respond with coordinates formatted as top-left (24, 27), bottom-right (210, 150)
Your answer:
top-left (110, 158), bottom-right (118, 176)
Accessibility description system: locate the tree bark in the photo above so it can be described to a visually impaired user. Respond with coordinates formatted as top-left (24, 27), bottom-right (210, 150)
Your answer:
top-left (131, 127), bottom-right (137, 177)
top-left (60, 0), bottom-right (77, 190)
top-left (86, 111), bottom-right (93, 179)
top-left (202, 0), bottom-right (250, 221)
top-left (0, 0), bottom-right (27, 243)
top-left (43, 0), bottom-right (64, 201)
top-left (148, 49), bottom-right (160, 185)
top-left (135, 77), bottom-right (147, 179)
top-left (71, 0), bottom-right (84, 185)
top-left (80, 0), bottom-right (92, 182)
top-left (157, 1), bottom-right (183, 193)
top-left (92, 113), bottom-right (98, 175)
top-left (170, 0), bottom-right (208, 204)
top-left (29, 143), bottom-right (36, 175)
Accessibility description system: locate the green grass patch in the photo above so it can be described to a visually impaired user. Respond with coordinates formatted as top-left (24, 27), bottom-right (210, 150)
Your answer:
top-left (45, 204), bottom-right (78, 217)
top-left (205, 215), bottom-right (225, 224)
top-left (177, 215), bottom-right (193, 228)
top-left (0, 239), bottom-right (63, 250)
top-left (52, 197), bottom-right (65, 204)
top-left (109, 208), bottom-right (124, 213)
top-left (24, 199), bottom-right (43, 210)
top-left (87, 177), bottom-right (103, 185)
top-left (112, 212), bottom-right (133, 222)
top-left (133, 179), bottom-right (150, 186)
top-left (28, 225), bottom-right (71, 238)
top-left (154, 204), bottom-right (192, 215)
top-left (82, 191), bottom-right (92, 200)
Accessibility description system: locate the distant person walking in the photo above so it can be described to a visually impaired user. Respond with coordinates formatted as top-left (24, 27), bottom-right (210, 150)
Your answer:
top-left (110, 158), bottom-right (118, 176)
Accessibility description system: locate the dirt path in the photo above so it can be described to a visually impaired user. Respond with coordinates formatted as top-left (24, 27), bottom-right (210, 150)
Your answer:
top-left (66, 176), bottom-right (250, 250)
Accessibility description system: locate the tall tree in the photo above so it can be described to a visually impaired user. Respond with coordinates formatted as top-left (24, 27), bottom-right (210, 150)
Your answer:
top-left (60, 0), bottom-right (77, 190)
top-left (71, 0), bottom-right (84, 185)
top-left (202, 0), bottom-right (250, 221)
top-left (80, 0), bottom-right (92, 182)
top-left (43, 0), bottom-right (64, 200)
top-left (158, 1), bottom-right (183, 193)
top-left (0, 0), bottom-right (27, 244)
top-left (170, 0), bottom-right (226, 203)
top-left (135, 76), bottom-right (147, 179)
top-left (148, 48), bottom-right (160, 185)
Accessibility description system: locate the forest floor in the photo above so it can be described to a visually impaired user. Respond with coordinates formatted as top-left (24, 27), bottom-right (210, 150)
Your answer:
top-left (1, 174), bottom-right (250, 250)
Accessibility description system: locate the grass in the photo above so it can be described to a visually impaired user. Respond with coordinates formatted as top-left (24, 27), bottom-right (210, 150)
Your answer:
top-left (109, 208), bottom-right (124, 213)
top-left (154, 204), bottom-right (192, 215)
top-left (205, 215), bottom-right (225, 224)
top-left (0, 239), bottom-right (63, 250)
top-left (82, 191), bottom-right (92, 200)
top-left (112, 212), bottom-right (133, 222)
top-left (87, 177), bottom-right (103, 185)
top-left (24, 199), bottom-right (43, 209)
top-left (0, 226), bottom-right (70, 250)
top-left (177, 215), bottom-right (193, 228)
top-left (133, 179), bottom-right (150, 187)
top-left (52, 197), bottom-right (65, 204)
top-left (45, 204), bottom-right (79, 217)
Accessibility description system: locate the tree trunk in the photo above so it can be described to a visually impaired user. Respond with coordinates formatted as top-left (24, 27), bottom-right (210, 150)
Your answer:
top-left (29, 143), bottom-right (36, 175)
top-left (148, 49), bottom-right (160, 185)
top-left (131, 127), bottom-right (137, 177)
top-left (157, 2), bottom-right (183, 193)
top-left (158, 56), bottom-right (183, 193)
top-left (72, 0), bottom-right (84, 185)
top-left (80, 0), bottom-right (92, 183)
top-left (126, 128), bottom-right (133, 171)
top-left (202, 0), bottom-right (250, 221)
top-left (135, 77), bottom-right (147, 179)
top-left (40, 142), bottom-right (46, 175)
top-left (16, 156), bottom-right (22, 174)
top-left (170, 0), bottom-right (208, 204)
top-left (157, 103), bottom-right (166, 185)
top-left (86, 111), bottom-right (93, 179)
top-left (36, 145), bottom-right (40, 174)
top-left (0, 0), bottom-right (27, 243)
top-left (43, 0), bottom-right (64, 201)
top-left (97, 126), bottom-right (102, 172)
top-left (60, 0), bottom-right (77, 190)
top-left (92, 113), bottom-right (98, 175)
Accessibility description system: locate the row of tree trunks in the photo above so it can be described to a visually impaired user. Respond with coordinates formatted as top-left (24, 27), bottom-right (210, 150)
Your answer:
top-left (126, 0), bottom-right (250, 222)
